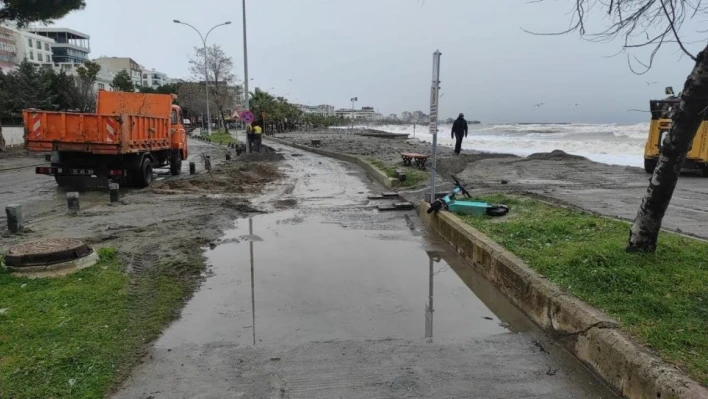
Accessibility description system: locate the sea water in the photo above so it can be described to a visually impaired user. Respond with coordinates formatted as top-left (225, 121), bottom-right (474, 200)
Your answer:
top-left (348, 123), bottom-right (648, 167)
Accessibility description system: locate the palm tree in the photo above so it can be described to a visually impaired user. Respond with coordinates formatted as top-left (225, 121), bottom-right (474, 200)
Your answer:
top-left (249, 88), bottom-right (276, 122)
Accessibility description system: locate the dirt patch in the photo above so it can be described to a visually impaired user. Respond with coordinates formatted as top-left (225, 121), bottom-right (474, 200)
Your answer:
top-left (236, 145), bottom-right (285, 163)
top-left (0, 147), bottom-right (37, 159)
top-left (527, 149), bottom-right (587, 161)
top-left (274, 198), bottom-right (298, 209)
top-left (0, 157), bottom-right (284, 276)
top-left (153, 162), bottom-right (281, 194)
top-left (437, 153), bottom-right (519, 178)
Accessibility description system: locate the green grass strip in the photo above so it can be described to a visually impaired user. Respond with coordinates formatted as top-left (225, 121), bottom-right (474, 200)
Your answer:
top-left (459, 194), bottom-right (708, 385)
top-left (0, 248), bottom-right (202, 397)
top-left (367, 158), bottom-right (428, 188)
top-left (202, 130), bottom-right (237, 145)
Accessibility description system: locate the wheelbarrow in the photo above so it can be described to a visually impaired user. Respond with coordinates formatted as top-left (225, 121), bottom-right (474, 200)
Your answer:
top-left (427, 175), bottom-right (510, 217)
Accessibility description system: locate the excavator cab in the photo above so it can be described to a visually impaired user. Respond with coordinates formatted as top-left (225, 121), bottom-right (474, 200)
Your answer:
top-left (643, 99), bottom-right (708, 176)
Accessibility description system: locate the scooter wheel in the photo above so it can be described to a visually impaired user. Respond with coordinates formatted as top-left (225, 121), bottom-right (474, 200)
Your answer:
top-left (486, 204), bottom-right (510, 217)
top-left (427, 200), bottom-right (443, 214)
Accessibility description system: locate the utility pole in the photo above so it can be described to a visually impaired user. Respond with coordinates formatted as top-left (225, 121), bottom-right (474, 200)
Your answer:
top-left (173, 20), bottom-right (232, 136)
top-left (242, 0), bottom-right (251, 153)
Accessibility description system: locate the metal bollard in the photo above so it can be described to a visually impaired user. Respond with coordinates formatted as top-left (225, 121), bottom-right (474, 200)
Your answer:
top-left (5, 204), bottom-right (22, 233)
top-left (67, 192), bottom-right (80, 215)
top-left (189, 161), bottom-right (196, 175)
top-left (109, 183), bottom-right (120, 205)
top-left (204, 156), bottom-right (211, 171)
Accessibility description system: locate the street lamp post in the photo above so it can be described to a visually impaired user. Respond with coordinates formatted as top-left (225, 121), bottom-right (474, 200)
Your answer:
top-left (173, 19), bottom-right (231, 135)
top-left (241, 0), bottom-right (251, 153)
top-left (242, 0), bottom-right (250, 111)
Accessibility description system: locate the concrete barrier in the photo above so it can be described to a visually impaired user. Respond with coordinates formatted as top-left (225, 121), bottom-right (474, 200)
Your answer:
top-left (2, 126), bottom-right (24, 148)
top-left (265, 137), bottom-right (399, 189)
top-left (418, 201), bottom-right (708, 399)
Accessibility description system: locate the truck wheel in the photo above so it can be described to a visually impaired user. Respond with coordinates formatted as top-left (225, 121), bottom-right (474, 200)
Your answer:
top-left (644, 159), bottom-right (657, 174)
top-left (170, 151), bottom-right (182, 176)
top-left (55, 176), bottom-right (72, 188)
top-left (135, 158), bottom-right (153, 188)
top-left (701, 164), bottom-right (708, 177)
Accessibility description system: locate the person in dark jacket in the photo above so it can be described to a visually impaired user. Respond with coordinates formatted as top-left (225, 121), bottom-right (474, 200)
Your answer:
top-left (451, 113), bottom-right (468, 155)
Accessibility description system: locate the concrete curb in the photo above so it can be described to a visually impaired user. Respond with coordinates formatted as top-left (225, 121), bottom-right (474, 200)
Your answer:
top-left (265, 137), bottom-right (399, 189)
top-left (418, 201), bottom-right (708, 399)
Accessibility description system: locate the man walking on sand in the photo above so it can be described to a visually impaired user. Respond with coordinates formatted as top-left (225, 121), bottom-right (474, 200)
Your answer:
top-left (451, 113), bottom-right (468, 155)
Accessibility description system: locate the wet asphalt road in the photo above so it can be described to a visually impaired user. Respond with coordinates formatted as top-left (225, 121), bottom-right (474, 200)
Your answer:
top-left (0, 138), bottom-right (227, 228)
top-left (114, 143), bottom-right (617, 398)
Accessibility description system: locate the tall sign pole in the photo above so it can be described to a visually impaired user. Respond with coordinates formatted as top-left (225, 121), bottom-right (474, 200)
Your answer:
top-left (429, 50), bottom-right (442, 202)
top-left (350, 97), bottom-right (357, 130)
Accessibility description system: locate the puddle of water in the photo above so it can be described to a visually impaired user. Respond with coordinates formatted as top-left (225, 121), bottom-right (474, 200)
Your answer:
top-left (157, 207), bottom-right (529, 349)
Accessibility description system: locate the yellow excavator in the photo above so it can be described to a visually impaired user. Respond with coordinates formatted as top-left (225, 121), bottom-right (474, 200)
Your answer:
top-left (644, 95), bottom-right (708, 176)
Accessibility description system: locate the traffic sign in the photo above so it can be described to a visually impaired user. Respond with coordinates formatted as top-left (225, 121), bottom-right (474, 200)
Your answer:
top-left (241, 110), bottom-right (255, 124)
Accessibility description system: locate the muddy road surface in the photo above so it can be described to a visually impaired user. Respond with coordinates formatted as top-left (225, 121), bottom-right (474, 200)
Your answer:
top-left (0, 138), bottom-right (230, 226)
top-left (0, 138), bottom-right (280, 278)
top-left (279, 130), bottom-right (708, 240)
top-left (114, 142), bottom-right (616, 399)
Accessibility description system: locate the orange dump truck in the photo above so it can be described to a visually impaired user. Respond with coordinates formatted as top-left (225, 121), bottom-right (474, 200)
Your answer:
top-left (23, 91), bottom-right (188, 187)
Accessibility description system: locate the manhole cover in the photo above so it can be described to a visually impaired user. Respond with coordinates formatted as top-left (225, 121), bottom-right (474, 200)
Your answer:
top-left (3, 238), bottom-right (91, 267)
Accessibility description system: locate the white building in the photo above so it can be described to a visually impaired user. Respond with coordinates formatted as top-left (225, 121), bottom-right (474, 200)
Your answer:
top-left (0, 26), bottom-right (18, 72)
top-left (53, 62), bottom-right (116, 93)
top-left (0, 25), bottom-right (56, 66)
top-left (140, 67), bottom-right (169, 88)
top-left (296, 103), bottom-right (335, 117)
top-left (335, 106), bottom-right (381, 120)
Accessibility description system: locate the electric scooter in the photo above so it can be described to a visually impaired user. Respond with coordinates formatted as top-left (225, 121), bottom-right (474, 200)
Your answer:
top-left (427, 175), bottom-right (510, 216)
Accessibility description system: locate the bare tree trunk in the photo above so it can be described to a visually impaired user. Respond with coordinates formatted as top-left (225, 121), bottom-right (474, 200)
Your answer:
top-left (627, 43), bottom-right (708, 252)
top-left (220, 111), bottom-right (229, 133)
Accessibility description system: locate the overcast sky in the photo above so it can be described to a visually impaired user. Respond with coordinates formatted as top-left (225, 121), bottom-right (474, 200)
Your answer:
top-left (51, 0), bottom-right (703, 123)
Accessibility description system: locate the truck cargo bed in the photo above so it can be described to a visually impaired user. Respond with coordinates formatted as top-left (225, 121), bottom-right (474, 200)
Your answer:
top-left (24, 111), bottom-right (171, 154)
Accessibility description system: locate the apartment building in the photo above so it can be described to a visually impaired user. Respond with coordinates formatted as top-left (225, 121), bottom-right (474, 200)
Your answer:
top-left (0, 26), bottom-right (17, 72)
top-left (296, 104), bottom-right (335, 117)
top-left (93, 57), bottom-right (142, 86)
top-left (140, 68), bottom-right (169, 88)
top-left (27, 27), bottom-right (89, 65)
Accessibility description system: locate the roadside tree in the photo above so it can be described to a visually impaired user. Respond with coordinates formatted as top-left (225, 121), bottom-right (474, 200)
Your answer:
top-left (189, 45), bottom-right (237, 132)
top-left (0, 0), bottom-right (85, 26)
top-left (111, 70), bottom-right (135, 92)
top-left (75, 61), bottom-right (101, 112)
top-left (532, 0), bottom-right (708, 252)
top-left (0, 0), bottom-right (86, 150)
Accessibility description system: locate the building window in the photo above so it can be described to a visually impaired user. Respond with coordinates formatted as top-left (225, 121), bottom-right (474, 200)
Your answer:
top-left (98, 83), bottom-right (105, 90)
top-left (27, 38), bottom-right (32, 47)
top-left (29, 51), bottom-right (33, 60)
top-left (143, 73), bottom-right (147, 79)
top-left (36, 40), bottom-right (41, 49)
top-left (45, 43), bottom-right (50, 51)
top-left (47, 55), bottom-right (51, 62)
top-left (38, 53), bottom-right (43, 62)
